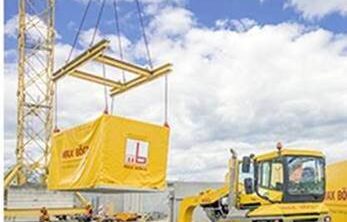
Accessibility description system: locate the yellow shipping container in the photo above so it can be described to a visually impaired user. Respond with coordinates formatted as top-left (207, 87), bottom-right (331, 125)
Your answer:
top-left (47, 114), bottom-right (170, 191)
top-left (325, 160), bottom-right (347, 221)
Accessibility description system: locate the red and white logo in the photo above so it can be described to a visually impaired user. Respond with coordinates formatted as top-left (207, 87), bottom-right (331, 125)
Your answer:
top-left (125, 139), bottom-right (149, 166)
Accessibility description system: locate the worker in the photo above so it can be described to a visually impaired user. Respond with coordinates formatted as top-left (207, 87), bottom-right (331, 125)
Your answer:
top-left (84, 204), bottom-right (93, 222)
top-left (289, 162), bottom-right (304, 183)
top-left (39, 207), bottom-right (50, 222)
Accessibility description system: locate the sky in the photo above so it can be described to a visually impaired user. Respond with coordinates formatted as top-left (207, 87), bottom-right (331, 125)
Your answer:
top-left (4, 0), bottom-right (347, 182)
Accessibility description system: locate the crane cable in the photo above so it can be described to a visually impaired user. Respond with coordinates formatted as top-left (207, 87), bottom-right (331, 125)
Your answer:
top-left (135, 0), bottom-right (169, 126)
top-left (55, 0), bottom-right (92, 132)
top-left (58, 0), bottom-right (169, 125)
top-left (90, 0), bottom-right (109, 113)
top-left (102, 63), bottom-right (109, 114)
top-left (135, 0), bottom-right (153, 69)
top-left (90, 0), bottom-right (106, 46)
top-left (164, 74), bottom-right (169, 127)
top-left (113, 0), bottom-right (126, 83)
top-left (53, 83), bottom-right (59, 132)
top-left (111, 0), bottom-right (126, 114)
top-left (65, 0), bottom-right (92, 63)
top-left (56, 0), bottom-right (93, 131)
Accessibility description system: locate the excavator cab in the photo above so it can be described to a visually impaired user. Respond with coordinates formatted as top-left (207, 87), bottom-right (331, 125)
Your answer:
top-left (178, 145), bottom-right (331, 222)
top-left (241, 148), bottom-right (326, 204)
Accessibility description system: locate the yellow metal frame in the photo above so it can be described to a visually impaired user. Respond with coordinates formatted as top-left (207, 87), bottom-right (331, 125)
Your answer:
top-left (52, 39), bottom-right (172, 97)
top-left (52, 40), bottom-right (109, 81)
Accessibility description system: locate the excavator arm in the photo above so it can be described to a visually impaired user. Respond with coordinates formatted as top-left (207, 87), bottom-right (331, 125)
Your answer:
top-left (178, 149), bottom-right (239, 222)
top-left (177, 185), bottom-right (229, 222)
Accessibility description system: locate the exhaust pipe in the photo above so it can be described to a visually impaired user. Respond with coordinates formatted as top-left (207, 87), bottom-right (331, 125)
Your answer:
top-left (228, 148), bottom-right (238, 216)
top-left (226, 148), bottom-right (248, 220)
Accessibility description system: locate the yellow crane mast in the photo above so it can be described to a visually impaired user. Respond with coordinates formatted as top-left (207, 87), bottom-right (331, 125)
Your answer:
top-left (5, 1), bottom-right (88, 219)
top-left (15, 0), bottom-right (55, 185)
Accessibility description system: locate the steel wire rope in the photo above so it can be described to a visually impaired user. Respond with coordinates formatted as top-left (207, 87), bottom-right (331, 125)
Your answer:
top-left (113, 0), bottom-right (126, 83)
top-left (102, 63), bottom-right (109, 114)
top-left (89, 0), bottom-right (109, 113)
top-left (57, 0), bottom-right (92, 131)
top-left (164, 74), bottom-right (169, 126)
top-left (135, 0), bottom-right (153, 69)
top-left (111, 0), bottom-right (127, 114)
top-left (65, 0), bottom-right (93, 63)
top-left (135, 0), bottom-right (169, 126)
top-left (53, 83), bottom-right (59, 132)
top-left (90, 0), bottom-right (106, 46)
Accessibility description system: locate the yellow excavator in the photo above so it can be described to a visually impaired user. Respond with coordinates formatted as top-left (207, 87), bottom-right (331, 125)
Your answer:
top-left (178, 143), bottom-right (332, 222)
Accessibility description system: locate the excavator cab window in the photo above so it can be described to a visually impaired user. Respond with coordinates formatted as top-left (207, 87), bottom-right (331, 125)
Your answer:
top-left (259, 161), bottom-right (271, 188)
top-left (271, 161), bottom-right (284, 190)
top-left (283, 156), bottom-right (325, 202)
top-left (255, 155), bottom-right (325, 203)
top-left (258, 160), bottom-right (283, 190)
top-left (256, 158), bottom-right (284, 202)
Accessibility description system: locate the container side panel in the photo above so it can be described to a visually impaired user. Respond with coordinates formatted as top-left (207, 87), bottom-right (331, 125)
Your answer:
top-left (48, 115), bottom-right (105, 189)
top-left (47, 114), bottom-right (170, 191)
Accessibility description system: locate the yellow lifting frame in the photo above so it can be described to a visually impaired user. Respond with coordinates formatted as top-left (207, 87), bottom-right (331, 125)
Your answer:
top-left (70, 70), bottom-right (123, 88)
top-left (110, 63), bottom-right (172, 96)
top-left (52, 39), bottom-right (172, 96)
top-left (53, 39), bottom-right (110, 81)
top-left (95, 54), bottom-right (152, 77)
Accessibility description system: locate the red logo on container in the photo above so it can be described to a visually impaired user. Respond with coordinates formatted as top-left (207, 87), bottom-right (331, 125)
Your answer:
top-left (125, 139), bottom-right (149, 168)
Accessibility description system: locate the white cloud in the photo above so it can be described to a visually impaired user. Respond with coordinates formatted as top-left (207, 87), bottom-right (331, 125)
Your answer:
top-left (5, 14), bottom-right (61, 40)
top-left (148, 6), bottom-right (194, 37)
top-left (285, 0), bottom-right (347, 19)
top-left (78, 28), bottom-right (132, 55)
top-left (4, 15), bottom-right (18, 38)
top-left (4, 4), bottom-right (347, 182)
top-left (216, 18), bottom-right (257, 32)
top-left (143, 7), bottom-right (347, 181)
